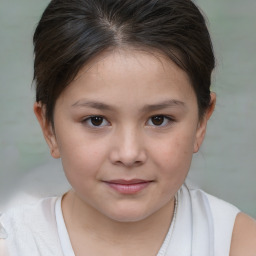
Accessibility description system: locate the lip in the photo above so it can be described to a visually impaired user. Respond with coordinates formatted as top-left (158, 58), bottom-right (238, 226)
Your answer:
top-left (104, 179), bottom-right (153, 194)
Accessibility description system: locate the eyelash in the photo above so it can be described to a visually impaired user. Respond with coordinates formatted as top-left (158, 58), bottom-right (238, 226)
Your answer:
top-left (81, 115), bottom-right (175, 128)
top-left (146, 115), bottom-right (175, 127)
top-left (82, 116), bottom-right (110, 128)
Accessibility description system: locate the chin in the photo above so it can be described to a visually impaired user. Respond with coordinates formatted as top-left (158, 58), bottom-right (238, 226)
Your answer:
top-left (108, 214), bottom-right (149, 223)
top-left (103, 206), bottom-right (154, 223)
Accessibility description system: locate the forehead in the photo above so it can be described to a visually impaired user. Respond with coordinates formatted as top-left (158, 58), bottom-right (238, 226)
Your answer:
top-left (77, 48), bottom-right (189, 82)
top-left (57, 48), bottom-right (196, 109)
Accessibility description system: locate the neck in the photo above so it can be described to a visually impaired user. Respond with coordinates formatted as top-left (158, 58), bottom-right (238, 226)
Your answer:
top-left (62, 190), bottom-right (175, 253)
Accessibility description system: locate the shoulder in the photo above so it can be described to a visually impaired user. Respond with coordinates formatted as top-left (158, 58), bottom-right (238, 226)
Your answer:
top-left (1, 196), bottom-right (58, 224)
top-left (1, 197), bottom-right (58, 238)
top-left (183, 184), bottom-right (241, 254)
top-left (1, 196), bottom-right (59, 232)
top-left (0, 239), bottom-right (9, 256)
top-left (185, 184), bottom-right (240, 217)
top-left (0, 196), bottom-right (60, 255)
top-left (230, 212), bottom-right (256, 256)
top-left (183, 184), bottom-right (256, 254)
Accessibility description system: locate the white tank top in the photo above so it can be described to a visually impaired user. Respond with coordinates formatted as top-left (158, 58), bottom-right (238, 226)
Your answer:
top-left (0, 184), bottom-right (240, 256)
top-left (158, 184), bottom-right (239, 255)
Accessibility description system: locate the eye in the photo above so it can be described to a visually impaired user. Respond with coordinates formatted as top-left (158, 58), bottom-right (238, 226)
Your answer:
top-left (83, 116), bottom-right (110, 127)
top-left (147, 115), bottom-right (173, 127)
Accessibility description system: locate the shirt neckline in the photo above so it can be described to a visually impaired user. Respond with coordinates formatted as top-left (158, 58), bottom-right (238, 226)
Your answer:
top-left (54, 194), bottom-right (178, 256)
top-left (55, 196), bottom-right (75, 256)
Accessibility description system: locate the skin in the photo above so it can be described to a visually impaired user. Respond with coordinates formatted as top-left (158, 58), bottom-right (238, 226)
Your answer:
top-left (34, 49), bottom-right (255, 255)
top-left (230, 213), bottom-right (256, 256)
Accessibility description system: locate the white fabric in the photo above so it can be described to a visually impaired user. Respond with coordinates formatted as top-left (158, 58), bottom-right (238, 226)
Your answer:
top-left (55, 197), bottom-right (75, 256)
top-left (0, 184), bottom-right (240, 256)
top-left (0, 197), bottom-right (63, 256)
top-left (160, 184), bottom-right (240, 255)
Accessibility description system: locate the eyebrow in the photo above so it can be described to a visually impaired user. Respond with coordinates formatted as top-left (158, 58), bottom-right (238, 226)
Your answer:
top-left (71, 99), bottom-right (186, 112)
top-left (142, 99), bottom-right (186, 112)
top-left (72, 100), bottom-right (114, 111)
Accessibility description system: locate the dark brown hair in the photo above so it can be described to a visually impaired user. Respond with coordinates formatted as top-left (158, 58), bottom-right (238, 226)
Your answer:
top-left (33, 0), bottom-right (215, 124)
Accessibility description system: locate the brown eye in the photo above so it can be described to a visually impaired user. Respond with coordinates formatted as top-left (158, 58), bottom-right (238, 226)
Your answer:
top-left (83, 116), bottom-right (109, 127)
top-left (151, 116), bottom-right (165, 126)
top-left (147, 115), bottom-right (173, 127)
top-left (91, 116), bottom-right (104, 126)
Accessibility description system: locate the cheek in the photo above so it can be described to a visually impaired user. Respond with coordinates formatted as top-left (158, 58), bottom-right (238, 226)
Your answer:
top-left (156, 132), bottom-right (195, 159)
top-left (57, 135), bottom-right (108, 182)
top-left (152, 132), bottom-right (196, 179)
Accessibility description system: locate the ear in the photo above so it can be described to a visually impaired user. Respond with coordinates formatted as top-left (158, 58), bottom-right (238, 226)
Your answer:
top-left (194, 92), bottom-right (216, 153)
top-left (33, 102), bottom-right (60, 158)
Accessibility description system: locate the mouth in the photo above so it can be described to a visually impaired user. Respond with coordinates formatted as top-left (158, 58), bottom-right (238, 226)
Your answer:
top-left (103, 179), bottom-right (153, 194)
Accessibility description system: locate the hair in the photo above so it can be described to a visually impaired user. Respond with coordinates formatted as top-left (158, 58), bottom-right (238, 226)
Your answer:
top-left (33, 0), bottom-right (215, 125)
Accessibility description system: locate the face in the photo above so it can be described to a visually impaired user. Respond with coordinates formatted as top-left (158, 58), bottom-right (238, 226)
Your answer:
top-left (35, 49), bottom-right (214, 222)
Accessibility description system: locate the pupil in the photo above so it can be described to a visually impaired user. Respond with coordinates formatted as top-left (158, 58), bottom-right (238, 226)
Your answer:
top-left (152, 116), bottom-right (164, 126)
top-left (91, 116), bottom-right (103, 126)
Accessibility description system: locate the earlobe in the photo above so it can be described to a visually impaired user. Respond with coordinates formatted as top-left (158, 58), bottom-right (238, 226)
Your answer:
top-left (194, 92), bottom-right (216, 153)
top-left (33, 102), bottom-right (60, 159)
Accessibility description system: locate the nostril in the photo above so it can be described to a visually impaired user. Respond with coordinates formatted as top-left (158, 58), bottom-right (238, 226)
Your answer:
top-left (110, 151), bottom-right (147, 167)
top-left (109, 135), bottom-right (147, 167)
top-left (134, 160), bottom-right (144, 167)
top-left (113, 160), bottom-right (143, 167)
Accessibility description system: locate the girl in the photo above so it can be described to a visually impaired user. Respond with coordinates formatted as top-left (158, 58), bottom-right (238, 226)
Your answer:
top-left (1, 0), bottom-right (255, 255)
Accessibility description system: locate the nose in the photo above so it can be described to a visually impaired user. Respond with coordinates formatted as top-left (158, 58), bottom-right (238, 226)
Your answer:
top-left (109, 127), bottom-right (147, 167)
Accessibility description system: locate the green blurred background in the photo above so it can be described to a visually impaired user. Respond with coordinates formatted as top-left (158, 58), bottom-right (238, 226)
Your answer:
top-left (0, 0), bottom-right (255, 217)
